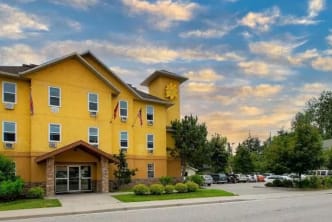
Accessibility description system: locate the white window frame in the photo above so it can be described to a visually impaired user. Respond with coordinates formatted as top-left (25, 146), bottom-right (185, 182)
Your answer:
top-left (48, 86), bottom-right (61, 107)
top-left (147, 163), bottom-right (155, 178)
top-left (120, 131), bottom-right (128, 149)
top-left (119, 100), bottom-right (128, 118)
top-left (88, 92), bottom-right (99, 112)
top-left (88, 127), bottom-right (99, 146)
top-left (49, 123), bottom-right (61, 142)
top-left (2, 121), bottom-right (17, 143)
top-left (146, 105), bottom-right (154, 122)
top-left (147, 134), bottom-right (154, 150)
top-left (2, 82), bottom-right (17, 104)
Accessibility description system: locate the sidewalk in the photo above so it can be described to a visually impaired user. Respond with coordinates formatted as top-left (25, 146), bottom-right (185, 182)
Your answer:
top-left (0, 190), bottom-right (329, 221)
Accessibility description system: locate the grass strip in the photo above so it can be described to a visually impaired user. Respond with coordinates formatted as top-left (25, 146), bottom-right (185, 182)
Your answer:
top-left (0, 199), bottom-right (61, 211)
top-left (113, 189), bottom-right (234, 202)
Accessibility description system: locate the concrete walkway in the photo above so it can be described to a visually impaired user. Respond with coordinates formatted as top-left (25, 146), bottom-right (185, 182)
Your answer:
top-left (0, 190), bottom-right (330, 221)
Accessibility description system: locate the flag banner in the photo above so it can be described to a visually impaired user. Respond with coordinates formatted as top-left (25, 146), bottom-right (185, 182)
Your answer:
top-left (113, 101), bottom-right (119, 119)
top-left (137, 108), bottom-right (143, 126)
top-left (30, 92), bottom-right (34, 115)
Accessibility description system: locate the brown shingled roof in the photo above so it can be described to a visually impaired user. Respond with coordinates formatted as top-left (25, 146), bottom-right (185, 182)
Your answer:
top-left (0, 64), bottom-right (38, 74)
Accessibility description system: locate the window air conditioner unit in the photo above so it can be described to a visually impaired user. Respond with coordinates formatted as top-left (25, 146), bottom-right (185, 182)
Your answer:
top-left (49, 142), bottom-right (57, 148)
top-left (147, 120), bottom-right (153, 126)
top-left (92, 144), bottom-right (98, 148)
top-left (148, 149), bottom-right (154, 154)
top-left (4, 142), bottom-right (14, 149)
top-left (90, 111), bottom-right (97, 117)
top-left (121, 116), bottom-right (127, 122)
top-left (4, 103), bottom-right (14, 110)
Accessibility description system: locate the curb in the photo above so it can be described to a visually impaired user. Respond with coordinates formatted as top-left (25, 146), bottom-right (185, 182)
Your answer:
top-left (0, 198), bottom-right (251, 221)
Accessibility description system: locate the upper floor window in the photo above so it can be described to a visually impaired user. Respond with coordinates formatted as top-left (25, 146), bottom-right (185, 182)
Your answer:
top-left (88, 127), bottom-right (99, 146)
top-left (49, 87), bottom-right (61, 107)
top-left (2, 82), bottom-right (16, 103)
top-left (88, 93), bottom-right (98, 112)
top-left (147, 163), bottom-right (154, 178)
top-left (147, 134), bottom-right (154, 150)
top-left (2, 121), bottom-right (16, 142)
top-left (120, 131), bottom-right (128, 149)
top-left (119, 100), bottom-right (128, 118)
top-left (146, 105), bottom-right (154, 123)
top-left (49, 123), bottom-right (61, 142)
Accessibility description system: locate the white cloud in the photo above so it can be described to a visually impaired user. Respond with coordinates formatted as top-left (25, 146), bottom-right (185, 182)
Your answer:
top-left (311, 57), bottom-right (332, 71)
top-left (185, 69), bottom-right (224, 82)
top-left (308, 0), bottom-right (325, 18)
top-left (122, 0), bottom-right (199, 30)
top-left (326, 33), bottom-right (332, 46)
top-left (238, 61), bottom-right (269, 76)
top-left (239, 84), bottom-right (282, 97)
top-left (52, 0), bottom-right (99, 10)
top-left (249, 40), bottom-right (305, 58)
top-left (66, 20), bottom-right (82, 31)
top-left (0, 44), bottom-right (44, 65)
top-left (280, 15), bottom-right (320, 25)
top-left (287, 49), bottom-right (319, 65)
top-left (0, 3), bottom-right (48, 39)
top-left (180, 23), bottom-right (236, 39)
top-left (239, 106), bottom-right (263, 116)
top-left (240, 6), bottom-right (280, 32)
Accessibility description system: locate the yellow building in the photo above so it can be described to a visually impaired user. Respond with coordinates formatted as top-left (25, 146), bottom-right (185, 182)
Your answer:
top-left (0, 51), bottom-right (187, 196)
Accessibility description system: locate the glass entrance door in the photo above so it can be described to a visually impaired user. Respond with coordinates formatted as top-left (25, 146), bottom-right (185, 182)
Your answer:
top-left (69, 166), bottom-right (80, 191)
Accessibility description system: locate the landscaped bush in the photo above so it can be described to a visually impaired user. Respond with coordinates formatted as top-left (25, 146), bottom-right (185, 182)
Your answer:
top-left (265, 182), bottom-right (273, 187)
top-left (133, 184), bottom-right (150, 195)
top-left (0, 178), bottom-right (24, 201)
top-left (188, 175), bottom-right (204, 187)
top-left (26, 187), bottom-right (45, 199)
top-left (164, 185), bottom-right (175, 194)
top-left (281, 180), bottom-right (294, 188)
top-left (272, 179), bottom-right (283, 187)
top-left (186, 181), bottom-right (199, 192)
top-left (150, 184), bottom-right (164, 195)
top-left (0, 155), bottom-right (16, 182)
top-left (296, 176), bottom-right (322, 189)
top-left (159, 176), bottom-right (173, 186)
top-left (175, 183), bottom-right (188, 193)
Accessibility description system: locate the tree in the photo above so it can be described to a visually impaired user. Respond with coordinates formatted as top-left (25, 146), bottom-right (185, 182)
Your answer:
top-left (113, 150), bottom-right (137, 188)
top-left (242, 136), bottom-right (262, 153)
top-left (323, 149), bottom-right (332, 170)
top-left (291, 123), bottom-right (323, 178)
top-left (233, 144), bottom-right (254, 174)
top-left (0, 155), bottom-right (16, 183)
top-left (208, 134), bottom-right (230, 173)
top-left (305, 90), bottom-right (332, 139)
top-left (170, 115), bottom-right (208, 176)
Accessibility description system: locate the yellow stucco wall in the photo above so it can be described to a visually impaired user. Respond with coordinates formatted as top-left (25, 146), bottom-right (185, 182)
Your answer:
top-left (0, 54), bottom-right (184, 184)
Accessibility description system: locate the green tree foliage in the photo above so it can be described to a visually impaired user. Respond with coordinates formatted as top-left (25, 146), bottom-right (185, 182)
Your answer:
top-left (291, 122), bottom-right (323, 177)
top-left (170, 115), bottom-right (208, 176)
top-left (264, 131), bottom-right (295, 174)
top-left (0, 155), bottom-right (16, 183)
top-left (305, 90), bottom-right (332, 139)
top-left (233, 144), bottom-right (254, 174)
top-left (242, 136), bottom-right (262, 153)
top-left (323, 149), bottom-right (332, 170)
top-left (113, 150), bottom-right (137, 188)
top-left (208, 134), bottom-right (230, 173)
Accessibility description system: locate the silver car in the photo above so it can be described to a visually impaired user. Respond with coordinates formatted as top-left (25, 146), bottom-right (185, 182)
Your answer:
top-left (202, 174), bottom-right (213, 186)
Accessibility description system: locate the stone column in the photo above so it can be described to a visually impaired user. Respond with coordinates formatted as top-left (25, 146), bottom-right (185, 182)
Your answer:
top-left (46, 157), bottom-right (55, 196)
top-left (100, 156), bottom-right (109, 193)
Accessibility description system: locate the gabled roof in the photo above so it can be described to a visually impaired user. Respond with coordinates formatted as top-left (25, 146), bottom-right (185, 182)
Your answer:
top-left (81, 51), bottom-right (173, 107)
top-left (0, 64), bottom-right (37, 74)
top-left (141, 70), bottom-right (188, 86)
top-left (19, 52), bottom-right (120, 95)
top-left (35, 140), bottom-right (119, 163)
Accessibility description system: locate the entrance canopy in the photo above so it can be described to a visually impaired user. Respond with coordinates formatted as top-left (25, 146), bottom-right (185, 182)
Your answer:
top-left (35, 140), bottom-right (119, 164)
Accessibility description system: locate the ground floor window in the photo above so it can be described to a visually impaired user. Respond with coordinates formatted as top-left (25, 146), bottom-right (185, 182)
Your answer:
top-left (55, 165), bottom-right (92, 193)
top-left (147, 163), bottom-right (154, 178)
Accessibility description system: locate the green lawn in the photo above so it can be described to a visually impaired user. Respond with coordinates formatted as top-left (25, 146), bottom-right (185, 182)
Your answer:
top-left (0, 199), bottom-right (61, 211)
top-left (113, 189), bottom-right (235, 202)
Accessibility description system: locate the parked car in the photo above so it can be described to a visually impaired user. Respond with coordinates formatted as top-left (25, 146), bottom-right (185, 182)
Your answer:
top-left (210, 173), bottom-right (228, 184)
top-left (202, 174), bottom-right (213, 186)
top-left (265, 175), bottom-right (291, 183)
top-left (256, 175), bottom-right (265, 182)
top-left (247, 174), bottom-right (257, 182)
top-left (235, 174), bottom-right (248, 183)
top-left (226, 173), bottom-right (239, 183)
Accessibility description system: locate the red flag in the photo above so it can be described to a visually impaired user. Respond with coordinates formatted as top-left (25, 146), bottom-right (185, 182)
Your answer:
top-left (30, 92), bottom-right (34, 115)
top-left (113, 102), bottom-right (119, 119)
top-left (137, 108), bottom-right (143, 126)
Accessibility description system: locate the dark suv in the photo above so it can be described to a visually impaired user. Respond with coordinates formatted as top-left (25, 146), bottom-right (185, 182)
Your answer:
top-left (210, 173), bottom-right (228, 184)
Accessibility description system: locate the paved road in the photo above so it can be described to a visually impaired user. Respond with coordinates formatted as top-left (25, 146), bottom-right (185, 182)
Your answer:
top-left (13, 191), bottom-right (332, 222)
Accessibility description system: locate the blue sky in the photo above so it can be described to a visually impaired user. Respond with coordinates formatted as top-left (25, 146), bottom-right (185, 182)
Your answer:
top-left (0, 0), bottom-right (332, 144)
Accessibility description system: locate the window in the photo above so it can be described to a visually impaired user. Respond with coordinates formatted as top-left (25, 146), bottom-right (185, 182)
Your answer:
top-left (119, 100), bottom-right (128, 118)
top-left (2, 121), bottom-right (16, 142)
top-left (49, 124), bottom-right (61, 142)
top-left (147, 163), bottom-right (154, 178)
top-left (147, 134), bottom-right (154, 150)
top-left (2, 82), bottom-right (16, 103)
top-left (49, 87), bottom-right (61, 107)
top-left (146, 105), bottom-right (154, 123)
top-left (120, 131), bottom-right (128, 149)
top-left (88, 93), bottom-right (98, 112)
top-left (88, 127), bottom-right (99, 146)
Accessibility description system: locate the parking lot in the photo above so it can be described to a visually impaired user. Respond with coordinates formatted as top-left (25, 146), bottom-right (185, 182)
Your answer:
top-left (209, 182), bottom-right (294, 195)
